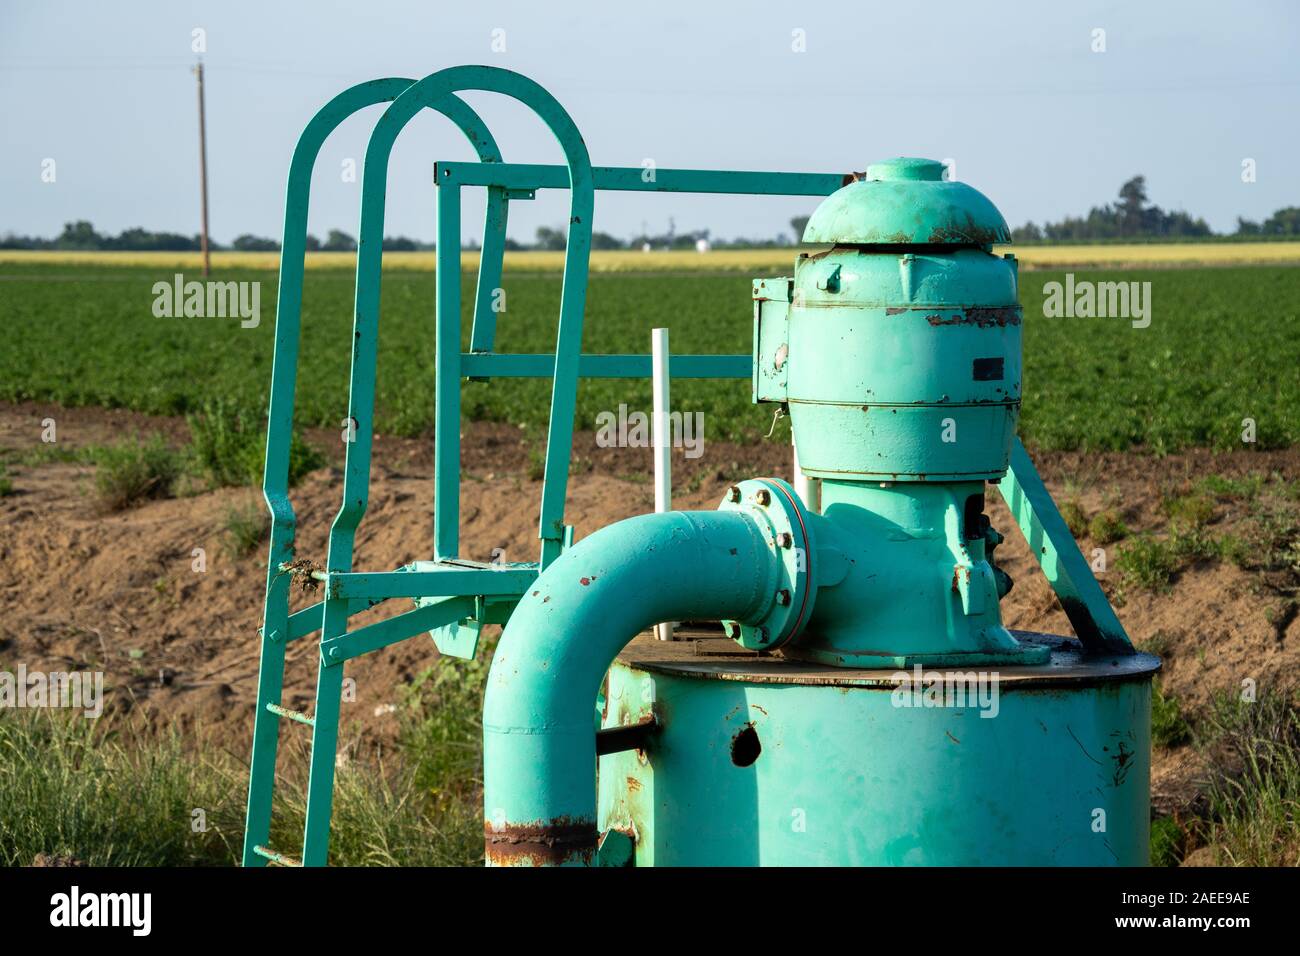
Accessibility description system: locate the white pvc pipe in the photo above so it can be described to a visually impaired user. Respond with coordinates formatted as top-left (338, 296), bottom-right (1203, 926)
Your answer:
top-left (652, 327), bottom-right (671, 515)
top-left (793, 435), bottom-right (820, 513)
top-left (651, 328), bottom-right (675, 641)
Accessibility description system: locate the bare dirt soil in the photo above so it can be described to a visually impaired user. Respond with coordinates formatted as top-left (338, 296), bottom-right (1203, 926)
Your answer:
top-left (1, 401), bottom-right (1296, 817)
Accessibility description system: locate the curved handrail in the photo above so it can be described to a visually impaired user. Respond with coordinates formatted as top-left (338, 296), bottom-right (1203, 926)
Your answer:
top-left (262, 78), bottom-right (502, 579)
top-left (325, 65), bottom-right (595, 580)
top-left (246, 76), bottom-right (503, 867)
top-left (297, 64), bottom-right (593, 866)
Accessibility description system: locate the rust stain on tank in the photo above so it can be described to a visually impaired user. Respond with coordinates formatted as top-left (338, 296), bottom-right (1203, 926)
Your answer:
top-left (924, 307), bottom-right (1021, 328)
top-left (484, 816), bottom-right (597, 866)
top-left (926, 219), bottom-right (1012, 245)
top-left (1103, 732), bottom-right (1137, 787)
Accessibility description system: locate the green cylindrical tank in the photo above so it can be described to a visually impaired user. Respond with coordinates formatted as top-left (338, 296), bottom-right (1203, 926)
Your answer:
top-left (598, 633), bottom-right (1157, 866)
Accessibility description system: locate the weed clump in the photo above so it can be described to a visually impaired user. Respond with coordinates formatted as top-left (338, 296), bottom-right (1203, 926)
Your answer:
top-left (1117, 535), bottom-right (1180, 591)
top-left (187, 398), bottom-right (323, 489)
top-left (1151, 680), bottom-right (1192, 748)
top-left (92, 435), bottom-right (182, 511)
top-left (1164, 492), bottom-right (1215, 530)
top-left (1058, 499), bottom-right (1088, 538)
top-left (1088, 509), bottom-right (1129, 544)
top-left (223, 500), bottom-right (271, 558)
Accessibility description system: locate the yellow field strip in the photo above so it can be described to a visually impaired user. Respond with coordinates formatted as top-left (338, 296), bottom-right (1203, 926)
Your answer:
top-left (2, 242), bottom-right (1299, 272)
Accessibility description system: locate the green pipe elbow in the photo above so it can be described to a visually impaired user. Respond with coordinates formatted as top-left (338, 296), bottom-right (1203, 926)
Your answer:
top-left (482, 508), bottom-right (781, 865)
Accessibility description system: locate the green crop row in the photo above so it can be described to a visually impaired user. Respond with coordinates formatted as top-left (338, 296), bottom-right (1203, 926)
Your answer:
top-left (1, 263), bottom-right (1296, 451)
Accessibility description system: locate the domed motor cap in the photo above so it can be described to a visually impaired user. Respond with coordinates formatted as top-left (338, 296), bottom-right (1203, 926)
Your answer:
top-left (803, 157), bottom-right (1011, 246)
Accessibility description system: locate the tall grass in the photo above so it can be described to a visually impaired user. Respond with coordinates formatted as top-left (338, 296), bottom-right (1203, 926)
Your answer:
top-left (393, 636), bottom-right (497, 865)
top-left (0, 648), bottom-right (490, 867)
top-left (265, 734), bottom-right (482, 867)
top-left (0, 712), bottom-right (237, 866)
top-left (3, 667), bottom-right (1296, 867)
top-left (1195, 692), bottom-right (1300, 866)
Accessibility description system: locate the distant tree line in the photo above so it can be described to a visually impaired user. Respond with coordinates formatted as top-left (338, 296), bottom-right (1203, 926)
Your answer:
top-left (0, 220), bottom-right (208, 251)
top-left (0, 217), bottom-right (798, 254)
top-left (7, 182), bottom-right (1297, 252)
top-left (0, 222), bottom-right (431, 252)
top-left (1013, 175), bottom-right (1300, 242)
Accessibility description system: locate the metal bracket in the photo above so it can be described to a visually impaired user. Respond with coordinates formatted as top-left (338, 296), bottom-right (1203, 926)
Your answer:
top-left (752, 277), bottom-right (792, 404)
top-left (995, 437), bottom-right (1135, 656)
top-left (596, 715), bottom-right (658, 756)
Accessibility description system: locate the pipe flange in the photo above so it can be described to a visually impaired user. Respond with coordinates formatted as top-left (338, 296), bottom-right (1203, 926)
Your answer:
top-left (717, 477), bottom-right (814, 652)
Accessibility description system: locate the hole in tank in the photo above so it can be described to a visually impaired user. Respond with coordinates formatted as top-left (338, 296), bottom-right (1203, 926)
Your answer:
top-left (963, 492), bottom-right (987, 540)
top-left (730, 723), bottom-right (762, 767)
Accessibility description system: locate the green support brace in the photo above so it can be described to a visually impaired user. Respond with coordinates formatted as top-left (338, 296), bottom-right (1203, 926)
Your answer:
top-left (320, 597), bottom-right (477, 664)
top-left (996, 438), bottom-right (1135, 656)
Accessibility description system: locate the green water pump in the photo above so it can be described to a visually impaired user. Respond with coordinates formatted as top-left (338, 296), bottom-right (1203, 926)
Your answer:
top-left (737, 156), bottom-right (1043, 667)
top-left (484, 156), bottom-right (1158, 866)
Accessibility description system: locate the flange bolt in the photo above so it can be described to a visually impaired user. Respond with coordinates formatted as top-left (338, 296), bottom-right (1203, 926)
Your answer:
top-left (776, 531), bottom-right (794, 549)
top-left (727, 485), bottom-right (742, 503)
top-left (755, 489), bottom-right (771, 506)
top-left (776, 589), bottom-right (791, 606)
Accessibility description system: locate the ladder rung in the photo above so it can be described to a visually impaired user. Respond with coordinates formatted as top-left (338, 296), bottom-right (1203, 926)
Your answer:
top-left (266, 702), bottom-right (316, 728)
top-left (252, 844), bottom-right (302, 867)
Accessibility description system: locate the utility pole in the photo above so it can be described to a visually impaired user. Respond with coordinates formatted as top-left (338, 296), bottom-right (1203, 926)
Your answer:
top-left (193, 60), bottom-right (211, 277)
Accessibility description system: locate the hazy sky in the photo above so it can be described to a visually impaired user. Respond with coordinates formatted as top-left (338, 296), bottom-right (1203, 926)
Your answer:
top-left (3, 0), bottom-right (1297, 245)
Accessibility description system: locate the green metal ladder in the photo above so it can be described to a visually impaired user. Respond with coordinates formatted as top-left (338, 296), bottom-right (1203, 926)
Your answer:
top-left (242, 65), bottom-right (1131, 867)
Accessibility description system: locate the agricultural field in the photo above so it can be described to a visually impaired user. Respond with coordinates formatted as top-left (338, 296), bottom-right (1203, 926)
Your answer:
top-left (1, 260), bottom-right (1298, 452)
top-left (1, 254), bottom-right (1298, 868)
